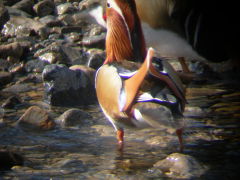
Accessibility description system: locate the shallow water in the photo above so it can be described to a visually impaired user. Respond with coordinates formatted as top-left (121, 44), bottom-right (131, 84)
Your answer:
top-left (1, 76), bottom-right (240, 179)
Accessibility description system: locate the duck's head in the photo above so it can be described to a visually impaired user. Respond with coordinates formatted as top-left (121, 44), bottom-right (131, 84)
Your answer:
top-left (104, 0), bottom-right (146, 64)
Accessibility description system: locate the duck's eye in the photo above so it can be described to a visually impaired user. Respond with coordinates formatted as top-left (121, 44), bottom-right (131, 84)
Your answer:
top-left (107, 2), bottom-right (111, 8)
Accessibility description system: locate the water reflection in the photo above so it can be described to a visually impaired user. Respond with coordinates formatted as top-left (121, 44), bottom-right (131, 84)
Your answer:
top-left (1, 79), bottom-right (240, 179)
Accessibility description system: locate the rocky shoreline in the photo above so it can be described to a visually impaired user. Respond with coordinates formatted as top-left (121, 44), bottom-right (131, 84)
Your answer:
top-left (1, 0), bottom-right (240, 179)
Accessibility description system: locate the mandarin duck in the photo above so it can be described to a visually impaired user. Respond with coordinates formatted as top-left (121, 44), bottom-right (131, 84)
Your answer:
top-left (90, 0), bottom-right (206, 78)
top-left (95, 0), bottom-right (186, 151)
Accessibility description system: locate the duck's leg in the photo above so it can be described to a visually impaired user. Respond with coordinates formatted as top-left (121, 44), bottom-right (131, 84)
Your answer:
top-left (176, 128), bottom-right (184, 152)
top-left (117, 129), bottom-right (124, 151)
top-left (178, 57), bottom-right (190, 73)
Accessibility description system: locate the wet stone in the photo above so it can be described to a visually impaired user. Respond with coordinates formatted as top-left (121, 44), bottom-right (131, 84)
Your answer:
top-left (17, 105), bottom-right (55, 130)
top-left (153, 153), bottom-right (207, 179)
top-left (53, 159), bottom-right (85, 169)
top-left (42, 64), bottom-right (96, 106)
top-left (33, 0), bottom-right (55, 17)
top-left (56, 108), bottom-right (92, 127)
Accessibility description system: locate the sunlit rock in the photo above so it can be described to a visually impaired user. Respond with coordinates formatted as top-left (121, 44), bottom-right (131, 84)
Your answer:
top-left (1, 15), bottom-right (45, 37)
top-left (153, 153), bottom-right (207, 179)
top-left (34, 42), bottom-right (84, 65)
top-left (56, 3), bottom-right (76, 15)
top-left (17, 105), bottom-right (55, 130)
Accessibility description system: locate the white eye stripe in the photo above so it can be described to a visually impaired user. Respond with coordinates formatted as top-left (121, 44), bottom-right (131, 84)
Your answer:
top-left (107, 0), bottom-right (133, 49)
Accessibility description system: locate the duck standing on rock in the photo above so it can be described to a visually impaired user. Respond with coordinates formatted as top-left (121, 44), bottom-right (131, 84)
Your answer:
top-left (95, 0), bottom-right (186, 151)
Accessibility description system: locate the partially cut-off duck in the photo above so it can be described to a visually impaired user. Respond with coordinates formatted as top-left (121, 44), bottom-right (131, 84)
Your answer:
top-left (135, 0), bottom-right (206, 77)
top-left (95, 0), bottom-right (186, 151)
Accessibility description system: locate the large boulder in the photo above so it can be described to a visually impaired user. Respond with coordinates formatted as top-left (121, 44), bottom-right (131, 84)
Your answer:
top-left (42, 64), bottom-right (96, 106)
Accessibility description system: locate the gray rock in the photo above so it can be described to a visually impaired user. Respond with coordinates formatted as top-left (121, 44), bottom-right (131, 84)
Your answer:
top-left (153, 153), bottom-right (207, 179)
top-left (42, 64), bottom-right (96, 106)
top-left (0, 4), bottom-right (10, 30)
top-left (86, 48), bottom-right (105, 69)
top-left (17, 106), bottom-right (55, 130)
top-left (33, 0), bottom-right (55, 17)
top-left (57, 14), bottom-right (75, 26)
top-left (39, 15), bottom-right (63, 27)
top-left (25, 59), bottom-right (50, 73)
top-left (34, 42), bottom-right (84, 65)
top-left (56, 3), bottom-right (76, 15)
top-left (12, 0), bottom-right (35, 16)
top-left (81, 32), bottom-right (105, 48)
top-left (1, 15), bottom-right (45, 37)
top-left (56, 108), bottom-right (92, 127)
top-left (69, 65), bottom-right (96, 85)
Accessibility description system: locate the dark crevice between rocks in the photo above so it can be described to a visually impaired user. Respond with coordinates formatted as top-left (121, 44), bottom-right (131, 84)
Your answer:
top-left (0, 150), bottom-right (24, 171)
